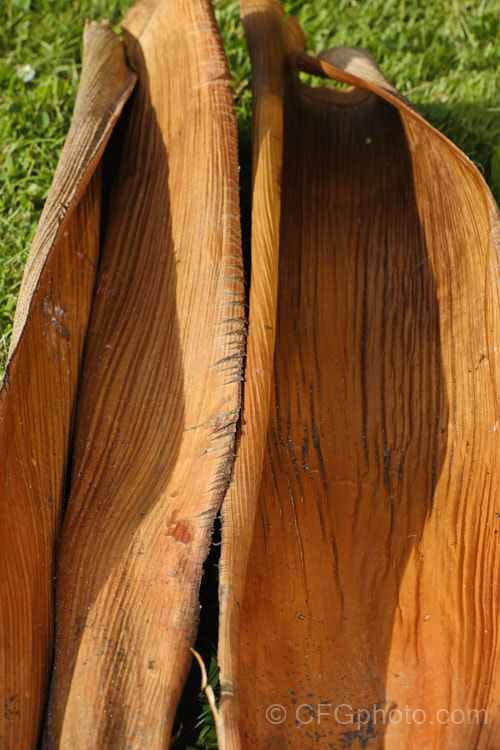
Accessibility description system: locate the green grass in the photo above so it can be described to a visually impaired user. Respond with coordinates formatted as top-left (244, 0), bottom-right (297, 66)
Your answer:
top-left (1, 0), bottom-right (499, 746)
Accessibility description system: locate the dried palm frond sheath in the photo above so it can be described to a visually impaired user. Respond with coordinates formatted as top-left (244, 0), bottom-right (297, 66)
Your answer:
top-left (1, 1), bottom-right (244, 747)
top-left (217, 1), bottom-right (500, 748)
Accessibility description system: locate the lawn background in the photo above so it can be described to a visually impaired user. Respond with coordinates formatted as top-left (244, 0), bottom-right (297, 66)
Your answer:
top-left (1, 0), bottom-right (499, 746)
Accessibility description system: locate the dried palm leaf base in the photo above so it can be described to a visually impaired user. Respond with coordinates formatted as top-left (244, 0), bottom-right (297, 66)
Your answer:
top-left (43, 1), bottom-right (245, 747)
top-left (218, 1), bottom-right (500, 748)
top-left (1, 0), bottom-right (243, 747)
top-left (0, 25), bottom-right (135, 749)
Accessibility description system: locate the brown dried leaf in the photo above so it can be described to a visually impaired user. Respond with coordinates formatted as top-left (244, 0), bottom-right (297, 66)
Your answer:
top-left (44, 0), bottom-right (243, 747)
top-left (0, 23), bottom-right (135, 748)
top-left (218, 1), bottom-right (500, 748)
